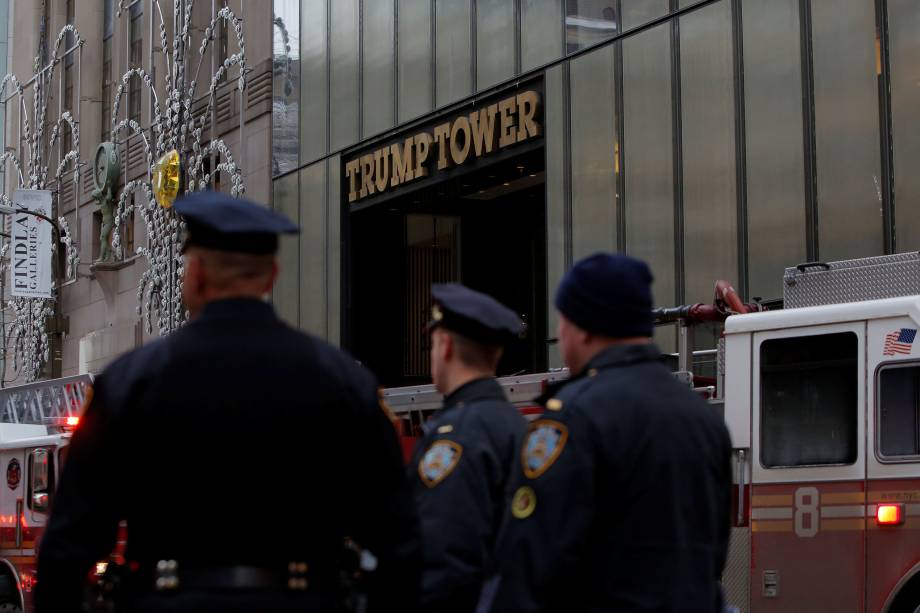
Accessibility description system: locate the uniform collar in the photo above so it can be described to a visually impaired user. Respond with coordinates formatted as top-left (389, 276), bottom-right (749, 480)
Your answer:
top-left (197, 297), bottom-right (278, 322)
top-left (584, 342), bottom-right (661, 373)
top-left (537, 343), bottom-right (661, 404)
top-left (443, 376), bottom-right (505, 410)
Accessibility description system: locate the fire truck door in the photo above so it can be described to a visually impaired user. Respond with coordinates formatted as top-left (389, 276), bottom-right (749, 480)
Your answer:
top-left (749, 323), bottom-right (866, 612)
top-left (865, 317), bottom-right (920, 612)
top-left (0, 449), bottom-right (25, 556)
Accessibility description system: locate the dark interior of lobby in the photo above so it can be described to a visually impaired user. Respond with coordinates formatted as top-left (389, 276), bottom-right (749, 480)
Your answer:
top-left (347, 148), bottom-right (548, 388)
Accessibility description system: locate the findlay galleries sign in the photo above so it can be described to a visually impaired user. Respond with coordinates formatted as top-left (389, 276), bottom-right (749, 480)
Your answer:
top-left (345, 90), bottom-right (541, 204)
top-left (11, 189), bottom-right (53, 299)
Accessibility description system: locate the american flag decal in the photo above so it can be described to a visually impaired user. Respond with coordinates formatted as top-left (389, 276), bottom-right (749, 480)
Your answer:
top-left (883, 328), bottom-right (917, 356)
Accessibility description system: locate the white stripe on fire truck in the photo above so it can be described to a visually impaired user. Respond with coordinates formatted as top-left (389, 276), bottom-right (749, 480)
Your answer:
top-left (751, 503), bottom-right (920, 522)
top-left (821, 505), bottom-right (865, 519)
top-left (751, 507), bottom-right (792, 520)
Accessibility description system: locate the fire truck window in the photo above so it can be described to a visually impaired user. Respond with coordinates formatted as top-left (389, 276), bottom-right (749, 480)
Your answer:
top-left (878, 365), bottom-right (920, 458)
top-left (760, 332), bottom-right (858, 468)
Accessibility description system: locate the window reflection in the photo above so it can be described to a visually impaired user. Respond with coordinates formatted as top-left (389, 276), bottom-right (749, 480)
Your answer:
top-left (272, 0), bottom-right (301, 176)
top-left (566, 0), bottom-right (618, 53)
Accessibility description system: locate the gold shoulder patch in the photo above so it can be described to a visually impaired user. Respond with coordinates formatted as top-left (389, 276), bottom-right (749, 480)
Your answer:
top-left (418, 440), bottom-right (463, 488)
top-left (545, 398), bottom-right (563, 411)
top-left (511, 486), bottom-right (537, 519)
top-left (521, 419), bottom-right (569, 479)
top-left (437, 424), bottom-right (454, 434)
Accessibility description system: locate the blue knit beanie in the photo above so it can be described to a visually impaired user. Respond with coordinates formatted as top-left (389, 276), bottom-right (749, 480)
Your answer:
top-left (555, 253), bottom-right (654, 338)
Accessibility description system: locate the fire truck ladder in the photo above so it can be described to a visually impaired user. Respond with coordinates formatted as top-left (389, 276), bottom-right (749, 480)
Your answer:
top-left (0, 374), bottom-right (93, 425)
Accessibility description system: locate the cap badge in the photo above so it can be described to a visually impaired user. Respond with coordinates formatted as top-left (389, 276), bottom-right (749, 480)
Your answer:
top-left (418, 440), bottom-right (463, 488)
top-left (522, 419), bottom-right (569, 479)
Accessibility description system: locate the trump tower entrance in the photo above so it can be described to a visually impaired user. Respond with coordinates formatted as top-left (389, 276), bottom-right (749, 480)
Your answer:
top-left (344, 83), bottom-right (548, 388)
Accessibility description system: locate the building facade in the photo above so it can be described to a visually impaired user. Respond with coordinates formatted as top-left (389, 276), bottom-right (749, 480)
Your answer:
top-left (0, 0), bottom-right (274, 382)
top-left (272, 0), bottom-right (920, 388)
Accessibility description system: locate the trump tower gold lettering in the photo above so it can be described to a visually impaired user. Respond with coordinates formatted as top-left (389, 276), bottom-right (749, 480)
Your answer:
top-left (345, 90), bottom-right (541, 204)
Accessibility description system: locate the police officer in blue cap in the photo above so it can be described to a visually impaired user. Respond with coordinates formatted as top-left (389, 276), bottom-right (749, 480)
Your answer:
top-left (410, 284), bottom-right (527, 613)
top-left (36, 192), bottom-right (420, 613)
top-left (482, 253), bottom-right (732, 613)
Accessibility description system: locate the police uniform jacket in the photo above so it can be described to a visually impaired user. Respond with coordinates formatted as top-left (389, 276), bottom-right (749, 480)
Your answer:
top-left (36, 298), bottom-right (420, 612)
top-left (486, 343), bottom-right (732, 613)
top-left (410, 377), bottom-right (526, 613)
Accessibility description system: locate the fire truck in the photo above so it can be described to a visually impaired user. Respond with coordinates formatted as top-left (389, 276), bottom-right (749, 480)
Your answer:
top-left (0, 374), bottom-right (91, 612)
top-left (387, 252), bottom-right (920, 613)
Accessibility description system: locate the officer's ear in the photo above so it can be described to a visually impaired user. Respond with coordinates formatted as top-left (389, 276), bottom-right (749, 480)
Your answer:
top-left (263, 259), bottom-right (279, 294)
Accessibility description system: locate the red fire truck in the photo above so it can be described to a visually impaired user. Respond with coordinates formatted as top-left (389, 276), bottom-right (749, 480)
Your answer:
top-left (388, 252), bottom-right (920, 613)
top-left (0, 374), bottom-right (91, 612)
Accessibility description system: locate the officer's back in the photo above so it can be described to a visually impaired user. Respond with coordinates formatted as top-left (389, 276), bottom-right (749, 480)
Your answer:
top-left (484, 253), bottom-right (731, 613)
top-left (409, 284), bottom-right (527, 612)
top-left (36, 192), bottom-right (419, 613)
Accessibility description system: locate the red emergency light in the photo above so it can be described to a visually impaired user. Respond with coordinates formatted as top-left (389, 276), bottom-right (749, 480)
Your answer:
top-left (65, 416), bottom-right (80, 427)
top-left (876, 503), bottom-right (904, 526)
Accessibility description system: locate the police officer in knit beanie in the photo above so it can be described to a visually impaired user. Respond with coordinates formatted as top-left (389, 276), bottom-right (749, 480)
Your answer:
top-left (486, 251), bottom-right (732, 613)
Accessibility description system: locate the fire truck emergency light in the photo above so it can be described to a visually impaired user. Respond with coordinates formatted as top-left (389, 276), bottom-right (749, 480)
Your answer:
top-left (65, 416), bottom-right (80, 427)
top-left (876, 503), bottom-right (904, 526)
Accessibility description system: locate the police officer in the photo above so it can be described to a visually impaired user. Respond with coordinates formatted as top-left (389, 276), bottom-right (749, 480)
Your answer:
top-left (410, 284), bottom-right (527, 613)
top-left (483, 253), bottom-right (732, 613)
top-left (36, 192), bottom-right (419, 613)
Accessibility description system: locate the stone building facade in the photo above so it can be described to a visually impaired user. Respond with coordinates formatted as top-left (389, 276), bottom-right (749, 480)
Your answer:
top-left (1, 0), bottom-right (274, 381)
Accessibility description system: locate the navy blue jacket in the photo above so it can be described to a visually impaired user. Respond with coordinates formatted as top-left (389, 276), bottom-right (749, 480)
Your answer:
top-left (36, 298), bottom-right (420, 612)
top-left (410, 377), bottom-right (526, 613)
top-left (486, 344), bottom-right (732, 613)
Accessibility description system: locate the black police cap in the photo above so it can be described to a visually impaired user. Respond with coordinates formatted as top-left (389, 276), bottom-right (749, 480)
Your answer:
top-left (173, 191), bottom-right (299, 255)
top-left (430, 283), bottom-right (524, 346)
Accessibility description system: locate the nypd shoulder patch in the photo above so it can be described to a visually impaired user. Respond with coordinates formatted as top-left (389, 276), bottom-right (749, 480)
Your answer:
top-left (418, 440), bottom-right (463, 488)
top-left (522, 419), bottom-right (569, 479)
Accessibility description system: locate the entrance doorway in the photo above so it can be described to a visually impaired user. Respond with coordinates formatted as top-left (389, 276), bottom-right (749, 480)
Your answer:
top-left (348, 149), bottom-right (547, 388)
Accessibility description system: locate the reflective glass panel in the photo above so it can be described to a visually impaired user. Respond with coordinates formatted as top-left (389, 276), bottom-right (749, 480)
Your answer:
top-left (330, 0), bottom-right (359, 150)
top-left (566, 0), bottom-right (618, 53)
top-left (300, 161), bottom-right (328, 337)
top-left (363, 0), bottom-right (395, 136)
top-left (570, 45), bottom-right (617, 260)
top-left (888, 0), bottom-right (920, 251)
top-left (300, 0), bottom-right (327, 162)
top-left (398, 0), bottom-right (432, 122)
top-left (742, 0), bottom-right (806, 301)
top-left (436, 0), bottom-right (472, 107)
top-left (623, 22), bottom-right (674, 309)
top-left (679, 0), bottom-right (738, 304)
top-left (811, 0), bottom-right (883, 261)
top-left (272, 0), bottom-right (300, 175)
top-left (476, 0), bottom-right (515, 89)
top-left (521, 0), bottom-right (563, 71)
top-left (273, 173), bottom-right (300, 326)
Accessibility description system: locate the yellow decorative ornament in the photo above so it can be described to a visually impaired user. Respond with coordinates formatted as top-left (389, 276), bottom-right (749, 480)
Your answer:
top-left (152, 149), bottom-right (181, 209)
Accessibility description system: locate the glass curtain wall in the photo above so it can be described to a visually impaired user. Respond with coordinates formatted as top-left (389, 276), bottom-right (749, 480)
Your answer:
top-left (273, 0), bottom-right (915, 349)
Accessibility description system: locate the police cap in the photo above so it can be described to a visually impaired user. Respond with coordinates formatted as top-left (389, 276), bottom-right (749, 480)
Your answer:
top-left (173, 191), bottom-right (299, 255)
top-left (430, 283), bottom-right (524, 346)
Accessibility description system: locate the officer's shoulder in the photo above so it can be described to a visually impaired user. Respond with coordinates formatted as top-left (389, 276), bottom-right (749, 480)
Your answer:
top-left (464, 398), bottom-right (524, 436)
top-left (542, 374), bottom-right (596, 416)
top-left (94, 334), bottom-right (175, 411)
top-left (290, 327), bottom-right (378, 396)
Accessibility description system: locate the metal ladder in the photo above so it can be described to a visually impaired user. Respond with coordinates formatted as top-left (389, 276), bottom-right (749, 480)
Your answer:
top-left (0, 374), bottom-right (93, 425)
